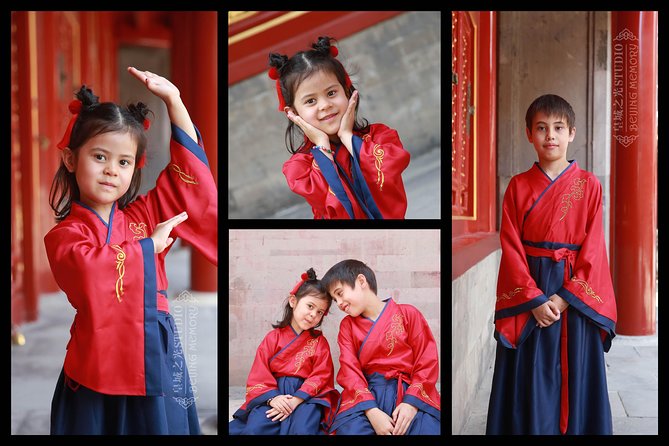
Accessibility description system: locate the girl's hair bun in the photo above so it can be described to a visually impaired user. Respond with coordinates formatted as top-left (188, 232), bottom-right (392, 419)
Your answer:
top-left (268, 52), bottom-right (289, 75)
top-left (74, 85), bottom-right (100, 110)
top-left (306, 267), bottom-right (318, 281)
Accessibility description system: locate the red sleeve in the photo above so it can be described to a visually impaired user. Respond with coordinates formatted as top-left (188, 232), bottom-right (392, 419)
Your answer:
top-left (242, 331), bottom-right (281, 408)
top-left (126, 124), bottom-right (217, 266)
top-left (355, 124), bottom-right (410, 219)
top-left (282, 152), bottom-right (331, 216)
top-left (557, 179), bottom-right (617, 343)
top-left (494, 177), bottom-right (547, 348)
top-left (402, 306), bottom-right (441, 411)
top-left (336, 317), bottom-right (375, 413)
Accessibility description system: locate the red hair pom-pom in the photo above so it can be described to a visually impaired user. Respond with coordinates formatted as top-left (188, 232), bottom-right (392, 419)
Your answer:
top-left (68, 100), bottom-right (82, 114)
top-left (143, 118), bottom-right (150, 130)
top-left (300, 272), bottom-right (309, 281)
top-left (268, 67), bottom-right (280, 80)
top-left (136, 153), bottom-right (146, 169)
top-left (329, 46), bottom-right (339, 57)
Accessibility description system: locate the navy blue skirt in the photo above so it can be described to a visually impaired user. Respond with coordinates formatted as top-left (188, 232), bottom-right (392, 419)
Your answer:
top-left (51, 312), bottom-right (201, 435)
top-left (331, 373), bottom-right (441, 435)
top-left (229, 376), bottom-right (326, 435)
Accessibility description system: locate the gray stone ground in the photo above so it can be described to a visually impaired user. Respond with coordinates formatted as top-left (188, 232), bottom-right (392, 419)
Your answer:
top-left (11, 245), bottom-right (218, 435)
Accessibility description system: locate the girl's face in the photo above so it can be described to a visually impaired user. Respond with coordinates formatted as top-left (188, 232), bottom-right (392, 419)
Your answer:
top-left (289, 293), bottom-right (329, 333)
top-left (291, 70), bottom-right (350, 138)
top-left (526, 111), bottom-right (575, 165)
top-left (63, 131), bottom-right (138, 219)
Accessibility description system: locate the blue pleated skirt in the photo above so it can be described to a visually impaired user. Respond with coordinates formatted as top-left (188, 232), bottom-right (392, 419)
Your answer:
top-left (229, 376), bottom-right (327, 435)
top-left (486, 253), bottom-right (612, 435)
top-left (331, 373), bottom-right (441, 435)
top-left (51, 312), bottom-right (201, 435)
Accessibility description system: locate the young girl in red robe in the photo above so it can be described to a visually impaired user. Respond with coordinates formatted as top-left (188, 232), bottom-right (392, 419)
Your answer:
top-left (321, 259), bottom-right (441, 435)
top-left (229, 268), bottom-right (340, 435)
top-left (486, 94), bottom-right (617, 435)
top-left (45, 67), bottom-right (217, 434)
top-left (269, 36), bottom-right (410, 219)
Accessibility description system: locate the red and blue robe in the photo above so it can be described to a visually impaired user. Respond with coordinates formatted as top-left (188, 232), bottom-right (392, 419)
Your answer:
top-left (45, 124), bottom-right (217, 434)
top-left (229, 326), bottom-right (340, 435)
top-left (487, 160), bottom-right (617, 435)
top-left (282, 123), bottom-right (410, 219)
top-left (331, 298), bottom-right (441, 435)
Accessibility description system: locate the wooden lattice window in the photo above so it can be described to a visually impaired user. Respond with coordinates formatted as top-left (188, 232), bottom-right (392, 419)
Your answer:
top-left (451, 11), bottom-right (476, 218)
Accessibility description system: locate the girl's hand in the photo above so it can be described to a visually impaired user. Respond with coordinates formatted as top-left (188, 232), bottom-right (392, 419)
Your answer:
top-left (364, 407), bottom-right (395, 435)
top-left (337, 90), bottom-right (358, 154)
top-left (391, 402), bottom-right (418, 435)
top-left (531, 300), bottom-right (560, 328)
top-left (266, 394), bottom-right (294, 422)
top-left (127, 66), bottom-right (180, 105)
top-left (285, 108), bottom-right (330, 148)
top-left (150, 212), bottom-right (188, 254)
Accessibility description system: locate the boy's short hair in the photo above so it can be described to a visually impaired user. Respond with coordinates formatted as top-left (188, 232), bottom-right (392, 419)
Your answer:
top-left (321, 259), bottom-right (378, 295)
top-left (525, 94), bottom-right (576, 130)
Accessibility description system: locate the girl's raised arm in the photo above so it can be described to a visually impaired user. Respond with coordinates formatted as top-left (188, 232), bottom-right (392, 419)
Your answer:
top-left (127, 66), bottom-right (197, 141)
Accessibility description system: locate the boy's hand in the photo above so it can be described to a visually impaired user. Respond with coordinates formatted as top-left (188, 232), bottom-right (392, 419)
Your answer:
top-left (391, 402), bottom-right (418, 435)
top-left (127, 67), bottom-right (181, 105)
top-left (364, 407), bottom-right (395, 435)
top-left (548, 294), bottom-right (570, 313)
top-left (531, 300), bottom-right (560, 328)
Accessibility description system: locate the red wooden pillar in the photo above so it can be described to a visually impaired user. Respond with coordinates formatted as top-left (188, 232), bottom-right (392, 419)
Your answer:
top-left (610, 11), bottom-right (657, 335)
top-left (172, 12), bottom-right (218, 292)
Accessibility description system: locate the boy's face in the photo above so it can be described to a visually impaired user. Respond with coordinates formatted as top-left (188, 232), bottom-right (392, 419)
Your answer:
top-left (526, 111), bottom-right (575, 165)
top-left (328, 276), bottom-right (366, 317)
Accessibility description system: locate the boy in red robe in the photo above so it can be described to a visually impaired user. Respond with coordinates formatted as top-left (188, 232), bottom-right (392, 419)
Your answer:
top-left (321, 259), bottom-right (440, 435)
top-left (486, 94), bottom-right (617, 435)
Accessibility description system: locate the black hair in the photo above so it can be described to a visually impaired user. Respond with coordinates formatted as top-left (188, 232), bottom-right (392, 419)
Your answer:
top-left (272, 267), bottom-right (332, 337)
top-left (49, 85), bottom-right (152, 221)
top-left (268, 36), bottom-right (370, 154)
top-left (525, 94), bottom-right (576, 131)
top-left (321, 259), bottom-right (378, 295)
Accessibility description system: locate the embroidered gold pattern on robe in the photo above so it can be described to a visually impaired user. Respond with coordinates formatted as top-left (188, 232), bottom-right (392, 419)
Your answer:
top-left (294, 338), bottom-right (318, 373)
top-left (571, 277), bottom-right (603, 303)
top-left (497, 287), bottom-right (523, 302)
top-left (408, 382), bottom-right (437, 406)
top-left (170, 163), bottom-right (198, 184)
top-left (373, 144), bottom-right (385, 190)
top-left (340, 388), bottom-right (372, 408)
top-left (245, 383), bottom-right (267, 396)
top-left (110, 244), bottom-right (126, 302)
top-left (302, 380), bottom-right (320, 394)
top-left (129, 222), bottom-right (148, 240)
top-left (559, 178), bottom-right (588, 221)
top-left (385, 313), bottom-right (405, 356)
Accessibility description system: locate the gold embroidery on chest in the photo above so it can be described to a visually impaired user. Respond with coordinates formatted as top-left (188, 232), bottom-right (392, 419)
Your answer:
top-left (497, 287), bottom-right (523, 302)
top-left (110, 244), bottom-right (126, 302)
top-left (385, 313), bottom-right (405, 356)
top-left (245, 383), bottom-right (267, 396)
top-left (294, 338), bottom-right (318, 374)
top-left (571, 277), bottom-right (603, 303)
top-left (340, 388), bottom-right (372, 408)
top-left (128, 222), bottom-right (148, 240)
top-left (170, 163), bottom-right (198, 184)
top-left (408, 382), bottom-right (436, 405)
top-left (559, 178), bottom-right (588, 221)
top-left (373, 144), bottom-right (385, 191)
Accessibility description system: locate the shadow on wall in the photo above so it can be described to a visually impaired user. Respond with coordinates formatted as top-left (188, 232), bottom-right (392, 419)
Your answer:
top-left (228, 11), bottom-right (441, 218)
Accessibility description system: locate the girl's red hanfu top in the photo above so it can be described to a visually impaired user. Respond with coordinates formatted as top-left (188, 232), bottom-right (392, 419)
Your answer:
top-left (44, 124), bottom-right (217, 396)
top-left (282, 123), bottom-right (410, 219)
